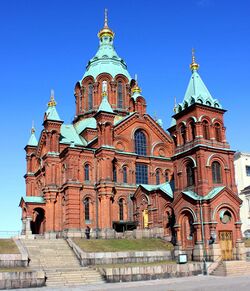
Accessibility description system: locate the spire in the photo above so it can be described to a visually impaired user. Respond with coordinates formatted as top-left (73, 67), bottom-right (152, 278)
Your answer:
top-left (98, 88), bottom-right (114, 113)
top-left (190, 48), bottom-right (199, 72)
top-left (132, 74), bottom-right (141, 95)
top-left (173, 96), bottom-right (178, 113)
top-left (98, 8), bottom-right (114, 39)
top-left (45, 90), bottom-right (62, 121)
top-left (176, 52), bottom-right (223, 113)
top-left (27, 123), bottom-right (38, 146)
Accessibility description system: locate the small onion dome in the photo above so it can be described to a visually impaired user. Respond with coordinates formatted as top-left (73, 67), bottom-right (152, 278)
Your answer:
top-left (98, 9), bottom-right (115, 39)
top-left (132, 83), bottom-right (142, 94)
top-left (190, 48), bottom-right (199, 71)
top-left (47, 89), bottom-right (56, 107)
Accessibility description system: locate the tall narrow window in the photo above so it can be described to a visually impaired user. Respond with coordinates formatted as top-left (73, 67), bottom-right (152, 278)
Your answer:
top-left (117, 81), bottom-right (123, 108)
top-left (136, 163), bottom-right (148, 184)
top-left (190, 121), bottom-right (196, 140)
top-left (180, 124), bottom-right (187, 144)
top-left (202, 120), bottom-right (210, 140)
top-left (165, 171), bottom-right (169, 182)
top-left (212, 161), bottom-right (222, 183)
top-left (113, 162), bottom-right (117, 182)
top-left (88, 83), bottom-right (93, 109)
top-left (214, 123), bottom-right (222, 142)
top-left (156, 169), bottom-right (160, 184)
top-left (84, 164), bottom-right (90, 181)
top-left (134, 130), bottom-right (147, 156)
top-left (123, 166), bottom-right (127, 183)
top-left (84, 198), bottom-right (90, 221)
top-left (186, 162), bottom-right (195, 186)
top-left (119, 198), bottom-right (124, 221)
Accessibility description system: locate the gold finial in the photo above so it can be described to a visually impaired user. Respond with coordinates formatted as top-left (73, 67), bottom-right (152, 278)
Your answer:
top-left (190, 48), bottom-right (199, 71)
top-left (98, 8), bottom-right (114, 39)
top-left (132, 74), bottom-right (142, 94)
top-left (173, 96), bottom-right (178, 113)
top-left (47, 89), bottom-right (57, 107)
top-left (31, 121), bottom-right (35, 134)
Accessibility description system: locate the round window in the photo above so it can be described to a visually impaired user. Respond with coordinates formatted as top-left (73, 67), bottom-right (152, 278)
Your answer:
top-left (220, 210), bottom-right (232, 224)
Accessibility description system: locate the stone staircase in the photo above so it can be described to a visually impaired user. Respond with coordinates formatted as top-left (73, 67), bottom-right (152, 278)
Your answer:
top-left (210, 260), bottom-right (250, 276)
top-left (21, 238), bottom-right (105, 287)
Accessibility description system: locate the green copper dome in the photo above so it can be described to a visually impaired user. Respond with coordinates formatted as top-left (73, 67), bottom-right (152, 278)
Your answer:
top-left (81, 12), bottom-right (131, 81)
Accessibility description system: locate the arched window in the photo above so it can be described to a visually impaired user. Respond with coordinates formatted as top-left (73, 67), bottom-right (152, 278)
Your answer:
top-left (134, 130), bottom-right (147, 156)
top-left (212, 161), bottom-right (222, 183)
top-left (88, 83), bottom-right (93, 109)
top-left (117, 81), bottom-right (123, 108)
top-left (84, 164), bottom-right (90, 181)
top-left (214, 123), bottom-right (222, 142)
top-left (119, 198), bottom-right (124, 221)
top-left (84, 198), bottom-right (90, 221)
top-left (156, 169), bottom-right (160, 184)
top-left (186, 162), bottom-right (195, 186)
top-left (190, 121), bottom-right (196, 140)
top-left (202, 120), bottom-right (210, 140)
top-left (180, 124), bottom-right (186, 144)
top-left (165, 171), bottom-right (169, 182)
top-left (123, 166), bottom-right (127, 183)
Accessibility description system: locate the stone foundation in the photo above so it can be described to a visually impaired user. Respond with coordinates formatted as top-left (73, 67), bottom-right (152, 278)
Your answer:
top-left (99, 262), bottom-right (203, 282)
top-left (67, 238), bottom-right (173, 266)
top-left (0, 271), bottom-right (45, 290)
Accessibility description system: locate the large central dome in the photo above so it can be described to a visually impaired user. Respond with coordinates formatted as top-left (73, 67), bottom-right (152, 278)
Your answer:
top-left (81, 11), bottom-right (131, 81)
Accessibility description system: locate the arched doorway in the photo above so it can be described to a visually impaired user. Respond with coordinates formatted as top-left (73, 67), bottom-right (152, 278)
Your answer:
top-left (181, 211), bottom-right (195, 250)
top-left (164, 207), bottom-right (176, 244)
top-left (31, 208), bottom-right (45, 234)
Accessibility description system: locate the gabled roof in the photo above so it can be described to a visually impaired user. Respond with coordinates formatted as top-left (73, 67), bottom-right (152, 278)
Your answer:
top-left (21, 196), bottom-right (45, 204)
top-left (60, 124), bottom-right (87, 146)
top-left (182, 186), bottom-right (225, 201)
top-left (74, 117), bottom-right (97, 134)
top-left (139, 181), bottom-right (174, 199)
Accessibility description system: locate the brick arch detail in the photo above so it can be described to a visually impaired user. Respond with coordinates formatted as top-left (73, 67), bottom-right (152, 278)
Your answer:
top-left (211, 202), bottom-right (238, 222)
top-left (178, 207), bottom-right (198, 223)
top-left (206, 154), bottom-right (229, 168)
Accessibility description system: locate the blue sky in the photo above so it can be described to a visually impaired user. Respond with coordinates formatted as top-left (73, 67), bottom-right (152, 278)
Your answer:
top-left (0, 0), bottom-right (249, 233)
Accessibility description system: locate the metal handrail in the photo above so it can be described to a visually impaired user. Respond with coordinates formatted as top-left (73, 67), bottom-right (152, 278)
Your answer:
top-left (207, 255), bottom-right (223, 274)
top-left (0, 231), bottom-right (20, 238)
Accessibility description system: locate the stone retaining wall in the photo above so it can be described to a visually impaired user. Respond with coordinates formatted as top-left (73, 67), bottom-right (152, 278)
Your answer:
top-left (67, 238), bottom-right (173, 266)
top-left (0, 239), bottom-right (28, 268)
top-left (99, 262), bottom-right (203, 282)
top-left (0, 271), bottom-right (45, 289)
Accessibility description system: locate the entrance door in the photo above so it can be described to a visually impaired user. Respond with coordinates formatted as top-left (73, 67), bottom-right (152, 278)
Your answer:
top-left (219, 231), bottom-right (233, 260)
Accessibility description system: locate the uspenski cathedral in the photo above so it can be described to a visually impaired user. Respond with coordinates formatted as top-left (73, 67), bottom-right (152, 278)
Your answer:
top-left (19, 11), bottom-right (245, 261)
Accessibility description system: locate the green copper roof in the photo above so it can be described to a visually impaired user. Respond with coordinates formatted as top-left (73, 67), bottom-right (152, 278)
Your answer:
top-left (176, 64), bottom-right (222, 113)
top-left (140, 182), bottom-right (174, 199)
top-left (81, 24), bottom-right (131, 81)
top-left (27, 128), bottom-right (38, 147)
top-left (23, 196), bottom-right (45, 203)
top-left (74, 117), bottom-right (97, 134)
top-left (60, 124), bottom-right (87, 146)
top-left (98, 95), bottom-right (114, 113)
top-left (45, 105), bottom-right (61, 121)
top-left (182, 186), bottom-right (225, 201)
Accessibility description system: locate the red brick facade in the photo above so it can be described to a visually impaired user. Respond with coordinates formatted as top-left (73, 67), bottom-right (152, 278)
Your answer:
top-left (20, 18), bottom-right (245, 261)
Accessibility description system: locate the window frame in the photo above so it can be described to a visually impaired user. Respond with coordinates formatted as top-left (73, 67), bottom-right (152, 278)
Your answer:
top-left (212, 161), bottom-right (222, 184)
top-left (134, 130), bottom-right (147, 156)
top-left (136, 163), bottom-right (148, 184)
